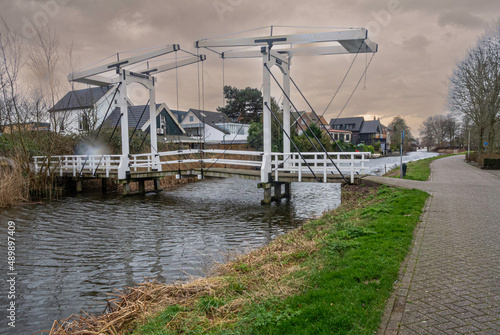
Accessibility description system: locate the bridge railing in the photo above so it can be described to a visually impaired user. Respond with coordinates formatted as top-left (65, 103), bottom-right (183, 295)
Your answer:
top-left (129, 149), bottom-right (264, 171)
top-left (33, 155), bottom-right (122, 177)
top-left (271, 152), bottom-right (368, 183)
top-left (130, 150), bottom-right (366, 183)
top-left (33, 150), bottom-right (368, 183)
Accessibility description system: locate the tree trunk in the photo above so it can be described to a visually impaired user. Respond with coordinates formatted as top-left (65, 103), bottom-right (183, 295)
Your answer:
top-left (487, 127), bottom-right (494, 152)
top-left (478, 127), bottom-right (485, 158)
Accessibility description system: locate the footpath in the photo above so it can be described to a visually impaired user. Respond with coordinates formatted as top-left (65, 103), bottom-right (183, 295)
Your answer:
top-left (364, 155), bottom-right (500, 334)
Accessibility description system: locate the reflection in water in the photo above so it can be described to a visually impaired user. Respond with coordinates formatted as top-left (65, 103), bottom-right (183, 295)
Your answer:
top-left (0, 178), bottom-right (340, 334)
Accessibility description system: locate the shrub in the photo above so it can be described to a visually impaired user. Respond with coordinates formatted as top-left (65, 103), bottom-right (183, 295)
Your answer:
top-left (483, 158), bottom-right (500, 169)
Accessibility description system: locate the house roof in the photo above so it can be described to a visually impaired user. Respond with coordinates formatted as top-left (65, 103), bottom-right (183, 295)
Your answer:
top-left (170, 109), bottom-right (188, 123)
top-left (187, 109), bottom-right (232, 134)
top-left (189, 109), bottom-right (232, 124)
top-left (52, 86), bottom-right (114, 111)
top-left (329, 117), bottom-right (364, 131)
top-left (360, 120), bottom-right (382, 134)
top-left (104, 104), bottom-right (184, 133)
top-left (291, 111), bottom-right (312, 125)
top-left (307, 112), bottom-right (328, 126)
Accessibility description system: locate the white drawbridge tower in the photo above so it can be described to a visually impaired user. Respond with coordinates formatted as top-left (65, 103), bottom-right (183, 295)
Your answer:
top-left (195, 28), bottom-right (377, 201)
top-left (68, 45), bottom-right (206, 179)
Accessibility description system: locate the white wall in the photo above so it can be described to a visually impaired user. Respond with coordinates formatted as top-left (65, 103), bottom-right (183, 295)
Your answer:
top-left (50, 88), bottom-right (118, 134)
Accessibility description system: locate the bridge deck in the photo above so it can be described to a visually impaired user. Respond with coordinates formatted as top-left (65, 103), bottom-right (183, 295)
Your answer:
top-left (76, 168), bottom-right (363, 184)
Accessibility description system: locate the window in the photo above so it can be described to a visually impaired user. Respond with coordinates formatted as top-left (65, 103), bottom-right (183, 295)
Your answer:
top-left (79, 114), bottom-right (90, 131)
top-left (345, 123), bottom-right (355, 130)
top-left (189, 115), bottom-right (194, 122)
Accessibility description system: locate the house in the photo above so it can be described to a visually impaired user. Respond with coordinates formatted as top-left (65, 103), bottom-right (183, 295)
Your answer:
top-left (50, 86), bottom-right (120, 133)
top-left (103, 103), bottom-right (186, 138)
top-left (170, 109), bottom-right (189, 124)
top-left (330, 117), bottom-right (364, 143)
top-left (359, 120), bottom-right (383, 146)
top-left (2, 122), bottom-right (50, 133)
top-left (292, 111), bottom-right (314, 135)
top-left (328, 129), bottom-right (352, 143)
top-left (358, 120), bottom-right (391, 152)
top-left (330, 117), bottom-right (391, 152)
top-left (307, 112), bottom-right (329, 130)
top-left (181, 109), bottom-right (250, 144)
top-left (52, 87), bottom-right (193, 143)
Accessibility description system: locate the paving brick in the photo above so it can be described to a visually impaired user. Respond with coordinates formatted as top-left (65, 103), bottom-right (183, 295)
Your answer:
top-left (373, 156), bottom-right (500, 334)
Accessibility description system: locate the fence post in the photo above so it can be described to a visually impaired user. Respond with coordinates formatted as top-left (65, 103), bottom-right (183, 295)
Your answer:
top-left (350, 154), bottom-right (354, 184)
top-left (323, 153), bottom-right (327, 182)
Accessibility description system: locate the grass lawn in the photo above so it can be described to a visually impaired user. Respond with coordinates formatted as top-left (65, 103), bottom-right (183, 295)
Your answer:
top-left (127, 186), bottom-right (429, 335)
top-left (384, 154), bottom-right (462, 181)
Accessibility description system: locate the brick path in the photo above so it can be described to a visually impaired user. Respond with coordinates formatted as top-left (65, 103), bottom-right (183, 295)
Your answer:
top-left (365, 155), bottom-right (500, 335)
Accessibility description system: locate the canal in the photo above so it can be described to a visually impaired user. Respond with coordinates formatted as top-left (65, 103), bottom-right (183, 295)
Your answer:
top-left (0, 178), bottom-right (341, 334)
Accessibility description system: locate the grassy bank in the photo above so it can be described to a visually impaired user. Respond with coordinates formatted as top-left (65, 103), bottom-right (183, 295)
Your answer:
top-left (44, 185), bottom-right (429, 335)
top-left (384, 154), bottom-right (460, 181)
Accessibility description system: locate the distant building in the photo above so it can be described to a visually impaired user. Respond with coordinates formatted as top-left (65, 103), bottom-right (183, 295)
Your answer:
top-left (103, 103), bottom-right (186, 137)
top-left (292, 111), bottom-right (314, 135)
top-left (181, 109), bottom-right (250, 144)
top-left (307, 112), bottom-right (329, 130)
top-left (2, 122), bottom-right (50, 133)
top-left (330, 117), bottom-right (365, 143)
top-left (50, 86), bottom-right (119, 133)
top-left (329, 117), bottom-right (391, 152)
top-left (52, 88), bottom-right (190, 142)
top-left (328, 129), bottom-right (352, 143)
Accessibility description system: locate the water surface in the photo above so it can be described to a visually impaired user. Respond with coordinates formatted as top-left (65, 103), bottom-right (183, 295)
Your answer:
top-left (0, 178), bottom-right (341, 334)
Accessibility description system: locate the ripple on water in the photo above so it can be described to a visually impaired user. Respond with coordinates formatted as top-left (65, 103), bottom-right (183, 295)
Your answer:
top-left (0, 178), bottom-right (340, 334)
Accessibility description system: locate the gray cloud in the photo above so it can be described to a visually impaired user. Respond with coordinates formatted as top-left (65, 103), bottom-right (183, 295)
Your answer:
top-left (438, 9), bottom-right (487, 30)
top-left (1, 0), bottom-right (498, 133)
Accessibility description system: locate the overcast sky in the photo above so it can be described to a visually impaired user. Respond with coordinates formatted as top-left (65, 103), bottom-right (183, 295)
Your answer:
top-left (3, 0), bottom-right (500, 134)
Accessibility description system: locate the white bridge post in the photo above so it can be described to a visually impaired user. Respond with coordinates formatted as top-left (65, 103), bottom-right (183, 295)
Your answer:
top-left (261, 48), bottom-right (272, 183)
top-left (282, 61), bottom-right (291, 169)
top-left (118, 77), bottom-right (130, 179)
top-left (149, 80), bottom-right (161, 171)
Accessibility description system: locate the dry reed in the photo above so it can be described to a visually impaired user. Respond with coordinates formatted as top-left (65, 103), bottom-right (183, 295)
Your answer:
top-left (0, 159), bottom-right (28, 207)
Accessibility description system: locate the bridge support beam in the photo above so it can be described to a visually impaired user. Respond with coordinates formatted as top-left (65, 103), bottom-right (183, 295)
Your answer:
top-left (123, 182), bottom-right (130, 196)
top-left (284, 182), bottom-right (291, 199)
top-left (102, 178), bottom-right (108, 193)
top-left (138, 180), bottom-right (145, 194)
top-left (154, 179), bottom-right (162, 192)
top-left (76, 179), bottom-right (83, 193)
top-left (258, 181), bottom-right (291, 205)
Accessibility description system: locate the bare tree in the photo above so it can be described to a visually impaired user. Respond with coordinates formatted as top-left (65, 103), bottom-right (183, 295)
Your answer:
top-left (419, 114), bottom-right (460, 149)
top-left (0, 18), bottom-right (31, 169)
top-left (449, 22), bottom-right (500, 154)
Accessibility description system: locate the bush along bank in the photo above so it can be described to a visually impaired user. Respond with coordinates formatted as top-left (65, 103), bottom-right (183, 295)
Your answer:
top-left (42, 185), bottom-right (429, 335)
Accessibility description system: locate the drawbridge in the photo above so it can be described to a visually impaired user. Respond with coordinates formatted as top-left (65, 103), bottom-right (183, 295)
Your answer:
top-left (35, 26), bottom-right (377, 203)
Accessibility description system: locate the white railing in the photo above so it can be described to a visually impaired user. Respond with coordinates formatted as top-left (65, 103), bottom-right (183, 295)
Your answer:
top-left (33, 150), bottom-right (367, 183)
top-left (129, 149), bottom-right (264, 171)
top-left (270, 152), bottom-right (367, 183)
top-left (33, 155), bottom-right (122, 178)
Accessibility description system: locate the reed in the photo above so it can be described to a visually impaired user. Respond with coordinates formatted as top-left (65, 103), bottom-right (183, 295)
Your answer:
top-left (0, 160), bottom-right (28, 207)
